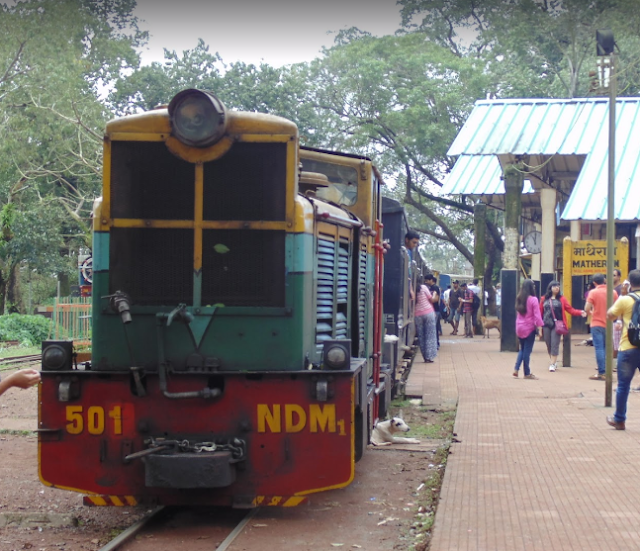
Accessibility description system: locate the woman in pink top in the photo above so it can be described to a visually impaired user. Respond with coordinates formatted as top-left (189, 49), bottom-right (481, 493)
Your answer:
top-left (513, 279), bottom-right (544, 379)
top-left (415, 275), bottom-right (438, 363)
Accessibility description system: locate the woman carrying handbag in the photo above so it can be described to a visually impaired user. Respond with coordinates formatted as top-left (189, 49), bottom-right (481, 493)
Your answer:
top-left (540, 280), bottom-right (587, 372)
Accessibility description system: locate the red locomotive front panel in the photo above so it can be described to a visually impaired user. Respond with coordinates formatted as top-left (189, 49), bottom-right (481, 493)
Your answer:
top-left (38, 371), bottom-right (356, 507)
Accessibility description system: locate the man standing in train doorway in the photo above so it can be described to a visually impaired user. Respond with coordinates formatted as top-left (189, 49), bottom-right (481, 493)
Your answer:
top-left (404, 231), bottom-right (420, 299)
top-left (404, 231), bottom-right (420, 263)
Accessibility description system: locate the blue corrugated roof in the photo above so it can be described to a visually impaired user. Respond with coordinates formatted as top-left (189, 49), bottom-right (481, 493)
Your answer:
top-left (445, 98), bottom-right (640, 221)
top-left (444, 155), bottom-right (534, 195)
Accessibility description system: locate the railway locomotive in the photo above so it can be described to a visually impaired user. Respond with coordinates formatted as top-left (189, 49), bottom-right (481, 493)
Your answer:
top-left (38, 89), bottom-right (408, 508)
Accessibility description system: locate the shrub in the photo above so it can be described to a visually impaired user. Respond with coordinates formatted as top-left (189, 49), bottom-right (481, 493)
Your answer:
top-left (0, 314), bottom-right (52, 346)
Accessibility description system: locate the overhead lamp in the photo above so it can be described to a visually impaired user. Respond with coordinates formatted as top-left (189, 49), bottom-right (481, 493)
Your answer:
top-left (596, 29), bottom-right (615, 56)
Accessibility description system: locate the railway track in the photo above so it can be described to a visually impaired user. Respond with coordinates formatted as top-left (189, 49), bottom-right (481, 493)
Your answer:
top-left (0, 354), bottom-right (41, 371)
top-left (98, 506), bottom-right (257, 551)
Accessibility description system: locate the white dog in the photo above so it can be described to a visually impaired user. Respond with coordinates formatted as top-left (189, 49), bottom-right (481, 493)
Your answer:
top-left (371, 417), bottom-right (420, 446)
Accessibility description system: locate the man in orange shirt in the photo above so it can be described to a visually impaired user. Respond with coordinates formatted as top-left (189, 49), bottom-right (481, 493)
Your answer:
top-left (585, 273), bottom-right (618, 380)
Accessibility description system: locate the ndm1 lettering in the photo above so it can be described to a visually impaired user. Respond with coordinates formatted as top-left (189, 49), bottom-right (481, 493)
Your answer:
top-left (257, 404), bottom-right (346, 435)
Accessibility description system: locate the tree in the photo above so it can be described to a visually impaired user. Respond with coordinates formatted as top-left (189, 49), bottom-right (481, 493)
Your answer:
top-left (110, 39), bottom-right (321, 140)
top-left (0, 0), bottom-right (145, 311)
top-left (395, 0), bottom-right (640, 287)
top-left (302, 32), bottom-right (496, 270)
top-left (398, 0), bottom-right (640, 98)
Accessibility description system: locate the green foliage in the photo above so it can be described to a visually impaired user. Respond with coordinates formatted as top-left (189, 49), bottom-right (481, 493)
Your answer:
top-left (398, 0), bottom-right (640, 98)
top-left (0, 0), bottom-right (143, 311)
top-left (0, 314), bottom-right (52, 346)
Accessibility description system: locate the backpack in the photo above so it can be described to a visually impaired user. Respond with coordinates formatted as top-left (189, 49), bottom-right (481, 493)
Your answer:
top-left (628, 292), bottom-right (640, 347)
top-left (472, 292), bottom-right (481, 311)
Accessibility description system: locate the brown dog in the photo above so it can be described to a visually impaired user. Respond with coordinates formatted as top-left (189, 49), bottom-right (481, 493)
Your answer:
top-left (480, 316), bottom-right (501, 339)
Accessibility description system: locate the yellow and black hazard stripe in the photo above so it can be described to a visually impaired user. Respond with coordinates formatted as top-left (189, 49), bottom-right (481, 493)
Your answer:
top-left (252, 496), bottom-right (307, 507)
top-left (83, 495), bottom-right (138, 506)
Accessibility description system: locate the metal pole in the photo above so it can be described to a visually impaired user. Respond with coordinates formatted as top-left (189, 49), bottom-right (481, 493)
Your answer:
top-left (605, 55), bottom-right (616, 407)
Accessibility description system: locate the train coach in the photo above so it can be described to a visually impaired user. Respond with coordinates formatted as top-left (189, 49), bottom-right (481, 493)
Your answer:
top-left (37, 89), bottom-right (401, 508)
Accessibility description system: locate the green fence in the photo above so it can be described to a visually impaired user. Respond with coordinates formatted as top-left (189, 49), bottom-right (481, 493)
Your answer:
top-left (51, 297), bottom-right (91, 346)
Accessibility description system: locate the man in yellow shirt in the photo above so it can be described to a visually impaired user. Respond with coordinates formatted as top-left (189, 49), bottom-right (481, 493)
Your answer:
top-left (606, 269), bottom-right (640, 430)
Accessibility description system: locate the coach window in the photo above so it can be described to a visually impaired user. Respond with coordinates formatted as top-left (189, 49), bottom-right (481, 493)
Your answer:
top-left (300, 159), bottom-right (358, 207)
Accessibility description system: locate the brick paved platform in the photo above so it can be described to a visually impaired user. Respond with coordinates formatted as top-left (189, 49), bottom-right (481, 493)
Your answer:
top-left (407, 333), bottom-right (640, 551)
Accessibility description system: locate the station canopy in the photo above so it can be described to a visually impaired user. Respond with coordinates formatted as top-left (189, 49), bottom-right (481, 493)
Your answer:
top-left (442, 97), bottom-right (640, 222)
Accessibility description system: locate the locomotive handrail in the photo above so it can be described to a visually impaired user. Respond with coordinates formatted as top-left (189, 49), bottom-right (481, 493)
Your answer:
top-left (316, 210), bottom-right (363, 228)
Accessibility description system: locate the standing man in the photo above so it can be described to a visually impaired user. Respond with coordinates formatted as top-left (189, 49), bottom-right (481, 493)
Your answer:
top-left (443, 285), bottom-right (451, 314)
top-left (605, 269), bottom-right (640, 430)
top-left (613, 268), bottom-right (624, 296)
top-left (448, 280), bottom-right (463, 335)
top-left (442, 285), bottom-right (451, 328)
top-left (585, 273), bottom-right (618, 381)
top-left (425, 274), bottom-right (441, 348)
top-left (468, 278), bottom-right (482, 333)
top-left (460, 282), bottom-right (475, 338)
top-left (404, 231), bottom-right (420, 299)
top-left (404, 231), bottom-right (420, 263)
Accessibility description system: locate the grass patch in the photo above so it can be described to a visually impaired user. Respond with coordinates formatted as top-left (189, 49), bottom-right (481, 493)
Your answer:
top-left (405, 410), bottom-right (455, 440)
top-left (387, 399), bottom-right (456, 551)
top-left (0, 345), bottom-right (40, 359)
top-left (409, 442), bottom-right (449, 550)
top-left (0, 429), bottom-right (36, 436)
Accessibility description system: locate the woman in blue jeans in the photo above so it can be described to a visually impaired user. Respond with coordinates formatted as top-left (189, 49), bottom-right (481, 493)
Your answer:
top-left (513, 279), bottom-right (544, 379)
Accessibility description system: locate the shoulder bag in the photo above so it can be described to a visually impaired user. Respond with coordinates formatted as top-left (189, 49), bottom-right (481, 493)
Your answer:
top-left (551, 300), bottom-right (568, 335)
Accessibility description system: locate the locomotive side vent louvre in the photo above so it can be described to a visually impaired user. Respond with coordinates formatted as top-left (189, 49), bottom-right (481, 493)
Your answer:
top-left (315, 236), bottom-right (335, 355)
top-left (357, 247), bottom-right (367, 357)
top-left (110, 141), bottom-right (195, 220)
top-left (315, 235), bottom-right (351, 356)
top-left (336, 237), bottom-right (350, 341)
top-left (109, 228), bottom-right (193, 305)
top-left (203, 143), bottom-right (287, 222)
top-left (201, 229), bottom-right (285, 307)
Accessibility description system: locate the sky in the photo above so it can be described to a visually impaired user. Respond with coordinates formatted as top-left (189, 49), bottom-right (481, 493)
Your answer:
top-left (134, 0), bottom-right (404, 67)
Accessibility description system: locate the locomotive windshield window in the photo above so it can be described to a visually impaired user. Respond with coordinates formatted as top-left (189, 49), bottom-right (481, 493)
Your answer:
top-left (300, 159), bottom-right (358, 207)
top-left (202, 142), bottom-right (286, 221)
top-left (110, 141), bottom-right (195, 220)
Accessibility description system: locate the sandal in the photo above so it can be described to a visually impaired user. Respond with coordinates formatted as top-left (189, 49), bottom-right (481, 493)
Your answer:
top-left (524, 373), bottom-right (538, 380)
top-left (513, 370), bottom-right (518, 378)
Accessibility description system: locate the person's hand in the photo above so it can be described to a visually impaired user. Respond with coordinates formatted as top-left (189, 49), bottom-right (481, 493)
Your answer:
top-left (5, 369), bottom-right (40, 389)
top-left (581, 310), bottom-right (587, 317)
top-left (615, 319), bottom-right (623, 327)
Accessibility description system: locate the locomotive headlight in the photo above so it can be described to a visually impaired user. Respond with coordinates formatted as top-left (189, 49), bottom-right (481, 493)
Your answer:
top-left (168, 89), bottom-right (228, 147)
top-left (42, 341), bottom-right (73, 371)
top-left (322, 340), bottom-right (351, 370)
